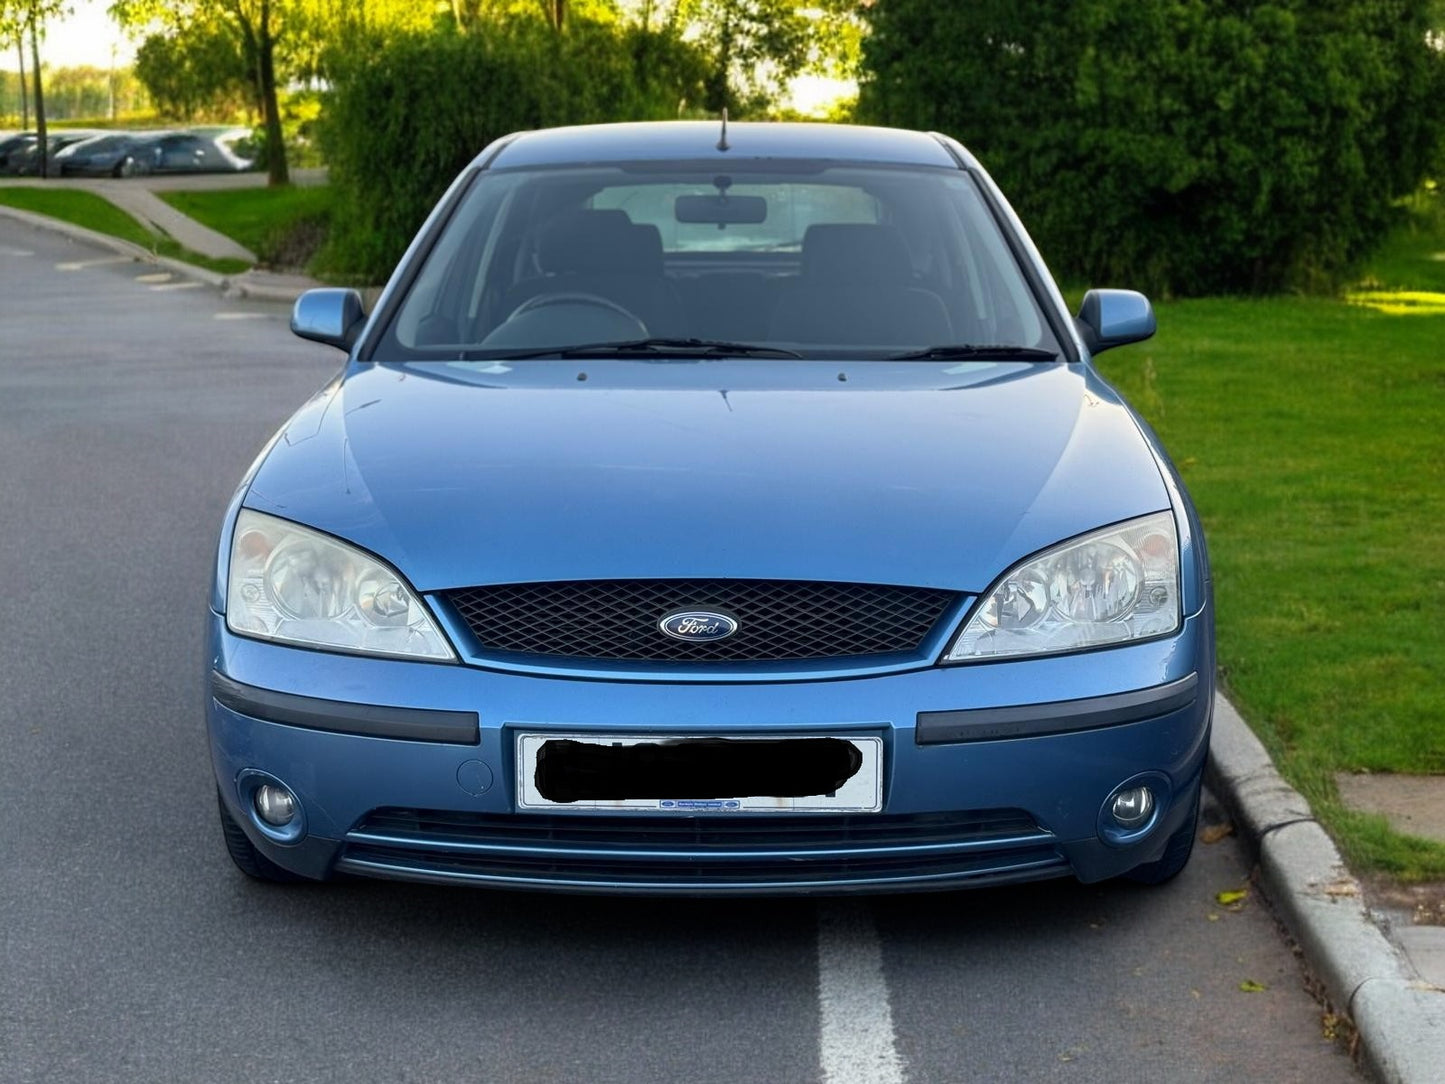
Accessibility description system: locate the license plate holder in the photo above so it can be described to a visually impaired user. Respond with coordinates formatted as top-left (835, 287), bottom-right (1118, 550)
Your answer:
top-left (515, 732), bottom-right (883, 813)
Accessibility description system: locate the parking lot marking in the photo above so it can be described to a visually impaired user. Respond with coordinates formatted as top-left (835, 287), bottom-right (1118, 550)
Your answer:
top-left (213, 312), bottom-right (269, 320)
top-left (2, 246), bottom-right (34, 257)
top-left (135, 272), bottom-right (172, 284)
top-left (56, 257), bottom-right (132, 271)
top-left (817, 900), bottom-right (906, 1084)
top-left (150, 281), bottom-right (203, 292)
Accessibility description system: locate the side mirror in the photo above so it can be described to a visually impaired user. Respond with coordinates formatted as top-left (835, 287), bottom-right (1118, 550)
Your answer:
top-left (291, 288), bottom-right (366, 352)
top-left (1075, 289), bottom-right (1156, 354)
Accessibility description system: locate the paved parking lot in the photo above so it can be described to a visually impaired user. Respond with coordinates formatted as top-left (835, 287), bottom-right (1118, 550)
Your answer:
top-left (0, 216), bottom-right (1362, 1083)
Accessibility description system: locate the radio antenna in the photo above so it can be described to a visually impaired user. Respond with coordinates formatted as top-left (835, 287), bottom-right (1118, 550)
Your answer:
top-left (717, 108), bottom-right (729, 152)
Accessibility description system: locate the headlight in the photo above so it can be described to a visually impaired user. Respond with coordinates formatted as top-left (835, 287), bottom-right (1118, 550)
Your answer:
top-left (225, 509), bottom-right (455, 661)
top-left (945, 511), bottom-right (1181, 662)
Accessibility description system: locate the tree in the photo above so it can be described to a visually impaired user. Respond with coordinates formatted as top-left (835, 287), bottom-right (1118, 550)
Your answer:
top-left (133, 23), bottom-right (254, 120)
top-left (4, 21), bottom-right (29, 128)
top-left (672, 0), bottom-right (811, 114)
top-left (447, 0), bottom-right (617, 33)
top-left (0, 1), bottom-right (67, 176)
top-left (113, 0), bottom-right (291, 184)
top-left (858, 0), bottom-right (1445, 295)
top-left (645, 0), bottom-right (861, 116)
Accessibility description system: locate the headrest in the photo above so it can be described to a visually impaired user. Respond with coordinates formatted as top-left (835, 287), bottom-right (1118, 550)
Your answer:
top-left (539, 209), bottom-right (663, 275)
top-left (801, 224), bottom-right (914, 285)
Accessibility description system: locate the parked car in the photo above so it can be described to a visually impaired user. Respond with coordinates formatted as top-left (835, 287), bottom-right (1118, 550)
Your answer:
top-left (143, 129), bottom-right (255, 174)
top-left (209, 121), bottom-right (1213, 894)
top-left (52, 132), bottom-right (161, 177)
top-left (0, 132), bottom-right (36, 171)
top-left (2, 130), bottom-right (103, 176)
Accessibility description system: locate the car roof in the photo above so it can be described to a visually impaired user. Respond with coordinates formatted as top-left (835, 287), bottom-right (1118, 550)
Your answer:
top-left (481, 121), bottom-right (971, 172)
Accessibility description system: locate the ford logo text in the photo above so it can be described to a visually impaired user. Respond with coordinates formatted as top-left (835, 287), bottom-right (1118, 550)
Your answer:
top-left (658, 610), bottom-right (739, 642)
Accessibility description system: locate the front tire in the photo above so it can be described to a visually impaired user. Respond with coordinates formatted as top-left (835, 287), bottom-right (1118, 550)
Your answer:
top-left (217, 789), bottom-right (303, 883)
top-left (1123, 790), bottom-right (1200, 885)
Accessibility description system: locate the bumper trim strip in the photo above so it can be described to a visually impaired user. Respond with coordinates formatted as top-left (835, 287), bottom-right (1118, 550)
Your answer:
top-left (210, 671), bottom-right (479, 744)
top-left (915, 672), bottom-right (1198, 745)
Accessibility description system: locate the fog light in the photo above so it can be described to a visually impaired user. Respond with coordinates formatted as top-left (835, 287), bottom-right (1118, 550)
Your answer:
top-left (1111, 786), bottom-right (1155, 828)
top-left (254, 784), bottom-right (298, 827)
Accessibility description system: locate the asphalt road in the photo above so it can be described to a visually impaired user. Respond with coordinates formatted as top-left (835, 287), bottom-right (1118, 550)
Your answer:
top-left (0, 217), bottom-right (1363, 1084)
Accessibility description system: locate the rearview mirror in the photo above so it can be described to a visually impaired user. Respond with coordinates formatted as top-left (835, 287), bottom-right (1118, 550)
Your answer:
top-left (675, 194), bottom-right (767, 225)
top-left (291, 288), bottom-right (366, 352)
top-left (1075, 289), bottom-right (1156, 354)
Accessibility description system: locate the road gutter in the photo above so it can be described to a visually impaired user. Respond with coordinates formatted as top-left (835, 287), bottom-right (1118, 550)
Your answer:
top-left (1208, 693), bottom-right (1445, 1082)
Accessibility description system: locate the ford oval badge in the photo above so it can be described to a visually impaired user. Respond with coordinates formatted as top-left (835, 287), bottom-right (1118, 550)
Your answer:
top-left (659, 610), bottom-right (739, 642)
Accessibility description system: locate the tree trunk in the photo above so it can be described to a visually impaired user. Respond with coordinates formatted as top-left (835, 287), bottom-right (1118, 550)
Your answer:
top-left (16, 34), bottom-right (27, 130)
top-left (256, 0), bottom-right (288, 186)
top-left (28, 14), bottom-right (46, 178)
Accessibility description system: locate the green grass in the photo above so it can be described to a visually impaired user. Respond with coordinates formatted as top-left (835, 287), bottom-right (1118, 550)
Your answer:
top-left (0, 187), bottom-right (250, 275)
top-left (1095, 202), bottom-right (1445, 880)
top-left (158, 185), bottom-right (332, 272)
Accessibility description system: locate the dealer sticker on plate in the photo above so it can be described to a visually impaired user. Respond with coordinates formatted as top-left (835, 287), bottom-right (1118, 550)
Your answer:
top-left (515, 732), bottom-right (883, 813)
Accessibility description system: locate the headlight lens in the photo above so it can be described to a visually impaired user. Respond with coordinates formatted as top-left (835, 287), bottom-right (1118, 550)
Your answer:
top-left (946, 511), bottom-right (1181, 662)
top-left (226, 509), bottom-right (455, 661)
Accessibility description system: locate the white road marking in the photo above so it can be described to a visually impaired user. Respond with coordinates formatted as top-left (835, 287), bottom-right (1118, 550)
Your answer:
top-left (213, 312), bottom-right (268, 321)
top-left (150, 281), bottom-right (202, 292)
top-left (817, 900), bottom-right (906, 1084)
top-left (56, 256), bottom-right (132, 271)
top-left (135, 272), bottom-right (172, 284)
top-left (2, 246), bottom-right (35, 257)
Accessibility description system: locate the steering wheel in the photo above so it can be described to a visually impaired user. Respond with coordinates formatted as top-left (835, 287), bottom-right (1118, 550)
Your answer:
top-left (504, 291), bottom-right (646, 330)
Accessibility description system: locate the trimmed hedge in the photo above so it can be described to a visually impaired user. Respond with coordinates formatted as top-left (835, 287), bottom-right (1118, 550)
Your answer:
top-left (318, 22), bottom-right (708, 283)
top-left (857, 0), bottom-right (1445, 296)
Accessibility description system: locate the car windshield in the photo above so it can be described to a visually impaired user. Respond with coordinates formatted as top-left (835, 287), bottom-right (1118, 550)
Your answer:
top-left (379, 161), bottom-right (1061, 360)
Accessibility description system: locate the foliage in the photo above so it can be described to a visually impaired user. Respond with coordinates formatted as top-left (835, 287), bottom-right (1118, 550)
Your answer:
top-left (317, 18), bottom-right (709, 282)
top-left (0, 0), bottom-right (68, 39)
top-left (112, 0), bottom-right (296, 182)
top-left (646, 0), bottom-right (862, 115)
top-left (2, 0), bottom-right (72, 168)
top-left (134, 23), bottom-right (253, 120)
top-left (857, 0), bottom-right (1445, 296)
top-left (445, 0), bottom-right (620, 33)
top-left (674, 0), bottom-right (814, 114)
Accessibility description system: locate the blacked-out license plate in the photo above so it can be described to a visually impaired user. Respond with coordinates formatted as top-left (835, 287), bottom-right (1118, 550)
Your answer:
top-left (515, 733), bottom-right (883, 812)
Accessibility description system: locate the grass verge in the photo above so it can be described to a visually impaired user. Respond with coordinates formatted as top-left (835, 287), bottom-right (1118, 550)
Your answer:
top-left (1096, 191), bottom-right (1445, 880)
top-left (158, 185), bottom-right (332, 273)
top-left (0, 187), bottom-right (250, 275)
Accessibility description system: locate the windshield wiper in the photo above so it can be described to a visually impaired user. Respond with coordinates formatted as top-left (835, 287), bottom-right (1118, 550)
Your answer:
top-left (886, 344), bottom-right (1060, 361)
top-left (485, 338), bottom-right (804, 360)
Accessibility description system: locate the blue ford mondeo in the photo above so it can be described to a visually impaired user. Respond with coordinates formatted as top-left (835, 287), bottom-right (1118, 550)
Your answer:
top-left (208, 121), bottom-right (1213, 894)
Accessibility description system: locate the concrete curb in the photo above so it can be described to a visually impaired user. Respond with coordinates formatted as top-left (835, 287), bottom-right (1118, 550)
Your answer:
top-left (0, 204), bottom-right (319, 305)
top-left (0, 202), bottom-right (157, 264)
top-left (1208, 693), bottom-right (1445, 1082)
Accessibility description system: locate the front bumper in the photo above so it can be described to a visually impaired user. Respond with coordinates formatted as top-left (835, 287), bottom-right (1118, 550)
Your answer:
top-left (207, 610), bottom-right (1212, 894)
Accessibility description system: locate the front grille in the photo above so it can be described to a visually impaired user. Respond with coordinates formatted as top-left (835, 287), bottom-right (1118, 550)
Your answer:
top-left (338, 808), bottom-right (1065, 892)
top-left (441, 579), bottom-right (959, 663)
top-left (356, 807), bottom-right (1045, 850)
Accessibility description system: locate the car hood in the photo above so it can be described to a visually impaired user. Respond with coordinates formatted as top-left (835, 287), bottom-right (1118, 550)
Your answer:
top-left (244, 359), bottom-right (1169, 593)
